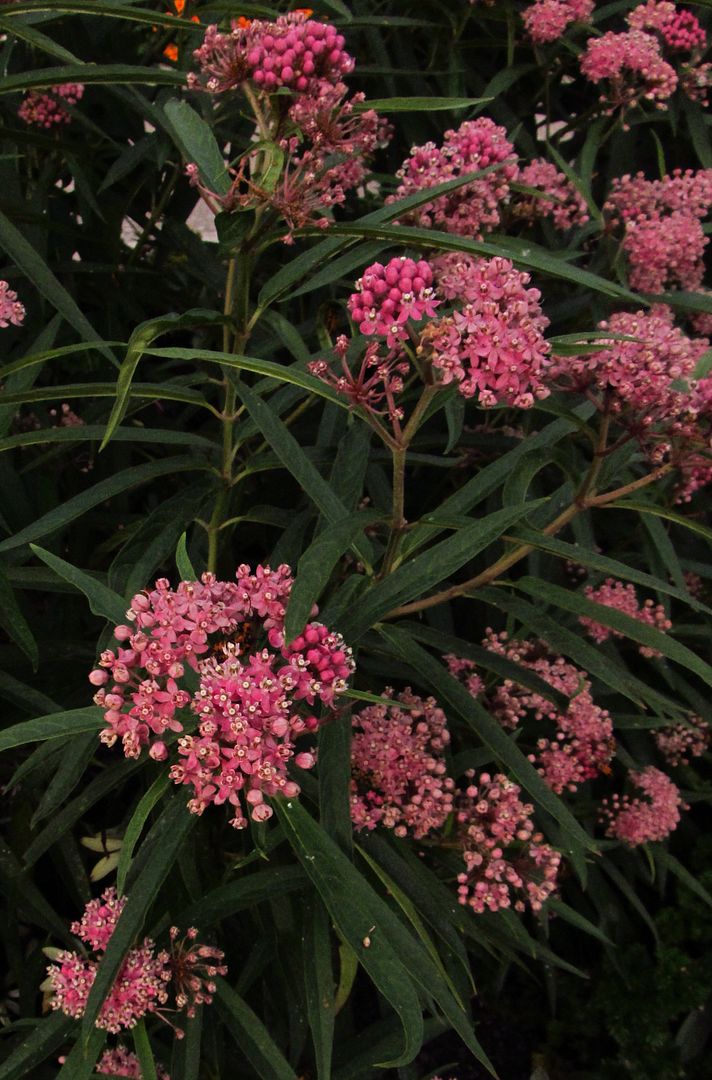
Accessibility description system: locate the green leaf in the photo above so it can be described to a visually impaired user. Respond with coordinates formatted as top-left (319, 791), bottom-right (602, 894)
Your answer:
top-left (276, 801), bottom-right (425, 1068)
top-left (133, 1020), bottom-right (159, 1080)
top-left (233, 382), bottom-right (371, 568)
top-left (116, 773), bottom-right (171, 895)
top-left (0, 1013), bottom-right (74, 1080)
top-left (546, 898), bottom-right (612, 945)
top-left (175, 532), bottom-right (198, 581)
top-left (257, 167), bottom-right (512, 307)
top-left (0, 210), bottom-right (114, 362)
top-left (601, 499), bottom-right (712, 543)
top-left (31, 731), bottom-right (96, 827)
top-left (341, 502), bottom-right (545, 640)
top-left (318, 714), bottom-right (354, 857)
top-left (652, 848), bottom-right (712, 908)
top-left (510, 529), bottom-right (708, 612)
top-left (310, 223), bottom-right (639, 302)
top-left (515, 577), bottom-right (712, 687)
top-left (0, 456), bottom-right (207, 554)
top-left (0, 64), bottom-right (185, 94)
top-left (0, 835), bottom-right (69, 941)
top-left (179, 865), bottom-right (306, 925)
top-left (0, 562), bottom-right (38, 668)
top-left (396, 621), bottom-right (569, 710)
top-left (354, 96), bottom-right (488, 112)
top-left (0, 707), bottom-right (102, 752)
top-left (276, 799), bottom-right (494, 1072)
top-left (0, 425), bottom-right (216, 454)
top-left (285, 510), bottom-right (380, 642)
top-left (101, 309), bottom-right (226, 449)
top-left (24, 758), bottom-right (142, 868)
top-left (81, 794), bottom-right (196, 1035)
top-left (0, 15), bottom-right (82, 63)
top-left (476, 586), bottom-right (685, 715)
top-left (30, 545), bottom-right (127, 623)
top-left (215, 979), bottom-right (299, 1080)
top-left (164, 100), bottom-right (232, 198)
top-left (5, 1), bottom-right (207, 27)
top-left (302, 899), bottom-right (336, 1080)
top-left (377, 626), bottom-right (597, 858)
top-left (55, 1027), bottom-right (107, 1080)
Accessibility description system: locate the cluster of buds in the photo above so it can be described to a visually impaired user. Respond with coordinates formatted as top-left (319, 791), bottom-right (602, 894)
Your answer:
top-left (0, 280), bottom-right (25, 328)
top-left (522, 0), bottom-right (594, 45)
top-left (551, 306), bottom-right (710, 463)
top-left (655, 716), bottom-right (710, 766)
top-left (456, 772), bottom-right (561, 914)
top-left (186, 13), bottom-right (389, 241)
top-left (90, 566), bottom-right (354, 827)
top-left (601, 766), bottom-right (684, 845)
top-left (310, 251), bottom-right (555, 435)
top-left (350, 689), bottom-right (456, 839)
top-left (580, 578), bottom-right (672, 658)
top-left (446, 632), bottom-right (615, 794)
top-left (605, 169), bottom-right (712, 294)
top-left (18, 83), bottom-right (84, 128)
top-left (95, 1046), bottom-right (170, 1078)
top-left (580, 1), bottom-right (710, 119)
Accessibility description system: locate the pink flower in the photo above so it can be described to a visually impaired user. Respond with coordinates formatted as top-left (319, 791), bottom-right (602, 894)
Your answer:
top-left (605, 169), bottom-right (712, 293)
top-left (447, 633), bottom-right (615, 793)
top-left (91, 566), bottom-right (354, 826)
top-left (455, 772), bottom-right (561, 914)
top-left (389, 118), bottom-right (519, 238)
top-left (516, 159), bottom-right (589, 231)
top-left (655, 716), bottom-right (710, 766)
top-left (350, 688), bottom-right (456, 839)
top-left (580, 29), bottom-right (678, 119)
top-left (423, 255), bottom-right (551, 408)
top-left (96, 1046), bottom-right (169, 1078)
top-left (348, 257), bottom-right (439, 347)
top-left (551, 307), bottom-right (709, 455)
top-left (580, 578), bottom-right (672, 657)
top-left (601, 766), bottom-right (683, 845)
top-left (522, 0), bottom-right (594, 44)
top-left (0, 280), bottom-right (25, 328)
top-left (189, 12), bottom-right (353, 97)
top-left (46, 889), bottom-right (225, 1037)
top-left (18, 83), bottom-right (84, 127)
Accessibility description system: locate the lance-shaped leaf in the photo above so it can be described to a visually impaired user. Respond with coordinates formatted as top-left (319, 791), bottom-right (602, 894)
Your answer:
top-left (30, 546), bottom-right (127, 624)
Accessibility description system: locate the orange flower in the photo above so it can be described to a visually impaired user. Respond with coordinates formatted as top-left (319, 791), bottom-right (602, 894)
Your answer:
top-left (160, 0), bottom-right (200, 62)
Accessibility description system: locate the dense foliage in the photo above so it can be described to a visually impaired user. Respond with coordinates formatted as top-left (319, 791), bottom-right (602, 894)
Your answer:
top-left (1, 1), bottom-right (711, 1077)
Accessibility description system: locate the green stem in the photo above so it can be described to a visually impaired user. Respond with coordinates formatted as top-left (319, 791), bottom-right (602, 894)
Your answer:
top-left (381, 412), bottom-right (668, 621)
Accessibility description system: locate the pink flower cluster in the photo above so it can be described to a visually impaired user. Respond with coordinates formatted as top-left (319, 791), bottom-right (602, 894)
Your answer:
top-left (516, 159), bottom-right (589, 231)
top-left (579, 578), bottom-right (672, 658)
top-left (347, 257), bottom-right (440, 347)
top-left (187, 16), bottom-right (388, 241)
top-left (96, 1047), bottom-right (169, 1079)
top-left (580, 29), bottom-right (678, 117)
top-left (580, 2), bottom-right (710, 116)
top-left (47, 889), bottom-right (171, 1033)
top-left (522, 0), bottom-right (594, 45)
top-left (0, 279), bottom-right (25, 328)
top-left (456, 772), bottom-right (561, 914)
top-left (90, 566), bottom-right (353, 826)
top-left (605, 169), bottom-right (712, 293)
top-left (423, 255), bottom-right (551, 408)
top-left (601, 766), bottom-right (683, 845)
top-left (389, 117), bottom-right (519, 237)
top-left (447, 632), bottom-right (615, 793)
top-left (628, 1), bottom-right (706, 53)
top-left (350, 689), bottom-right (455, 839)
top-left (551, 307), bottom-right (709, 454)
top-left (18, 83), bottom-right (84, 128)
top-left (655, 716), bottom-right (710, 766)
top-left (189, 11), bottom-right (353, 96)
